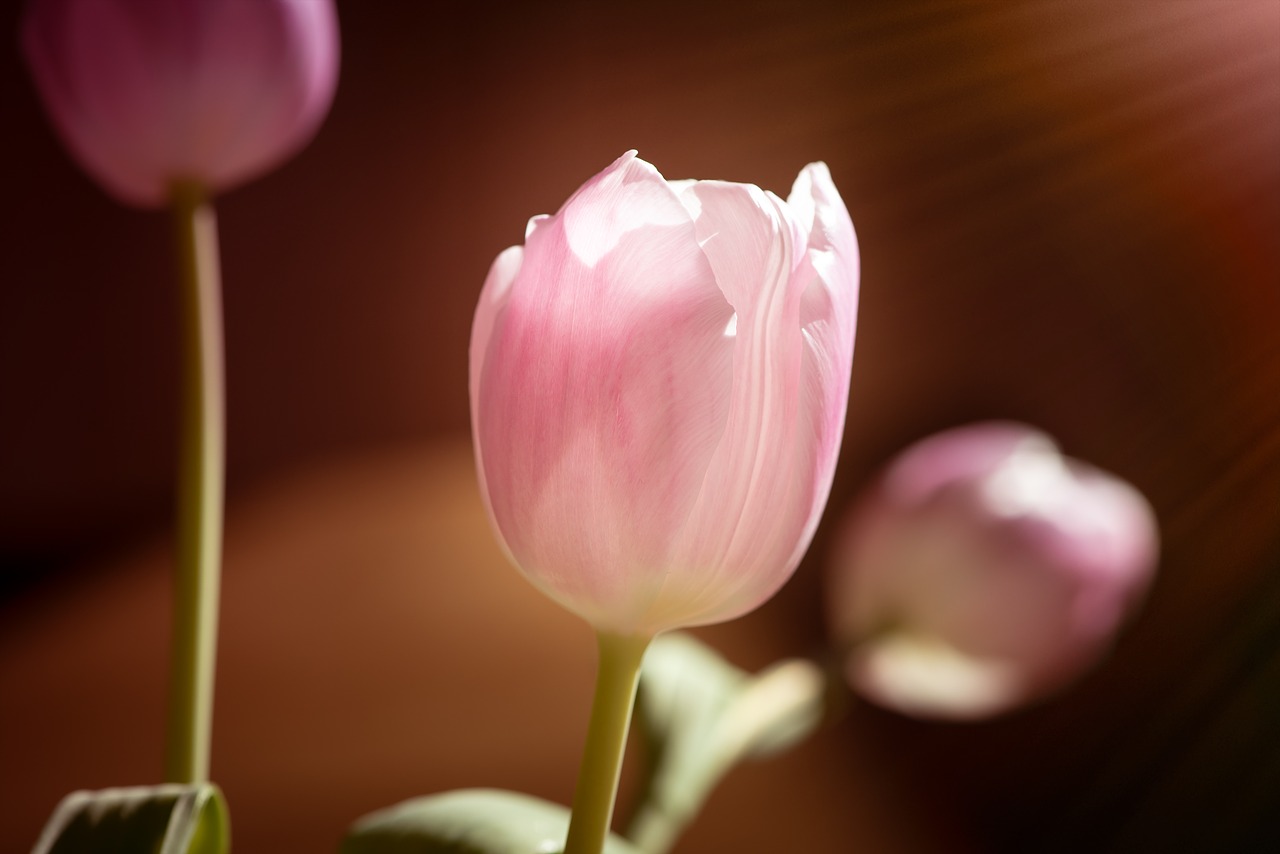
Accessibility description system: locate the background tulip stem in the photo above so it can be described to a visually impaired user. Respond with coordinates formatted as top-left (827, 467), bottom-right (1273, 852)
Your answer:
top-left (563, 632), bottom-right (651, 854)
top-left (164, 181), bottom-right (226, 785)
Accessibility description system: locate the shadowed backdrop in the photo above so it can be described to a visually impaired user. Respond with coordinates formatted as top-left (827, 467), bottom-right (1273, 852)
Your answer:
top-left (2, 1), bottom-right (1278, 852)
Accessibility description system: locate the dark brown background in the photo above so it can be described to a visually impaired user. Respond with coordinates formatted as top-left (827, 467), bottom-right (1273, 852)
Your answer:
top-left (2, 1), bottom-right (1278, 852)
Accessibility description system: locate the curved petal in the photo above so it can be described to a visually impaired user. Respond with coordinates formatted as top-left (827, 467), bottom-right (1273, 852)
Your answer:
top-left (22, 0), bottom-right (339, 206)
top-left (830, 422), bottom-right (1159, 719)
top-left (473, 156), bottom-right (860, 636)
top-left (470, 244), bottom-right (524, 558)
top-left (23, 0), bottom-right (163, 203)
top-left (177, 0), bottom-right (340, 192)
top-left (650, 179), bottom-right (810, 630)
top-left (784, 163), bottom-right (860, 567)
top-left (653, 166), bottom-right (859, 631)
top-left (474, 153), bottom-right (735, 633)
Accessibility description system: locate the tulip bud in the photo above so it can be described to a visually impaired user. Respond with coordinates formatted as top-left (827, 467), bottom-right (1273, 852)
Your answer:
top-left (23, 0), bottom-right (340, 207)
top-left (470, 152), bottom-right (860, 637)
top-left (827, 422), bottom-right (1158, 720)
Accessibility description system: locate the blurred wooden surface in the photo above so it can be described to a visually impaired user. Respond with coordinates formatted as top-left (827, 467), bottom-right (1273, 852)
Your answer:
top-left (0, 441), bottom-right (940, 853)
top-left (2, 0), bottom-right (1278, 851)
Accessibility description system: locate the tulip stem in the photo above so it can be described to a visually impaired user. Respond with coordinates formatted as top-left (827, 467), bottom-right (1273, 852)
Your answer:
top-left (563, 632), bottom-right (651, 854)
top-left (164, 181), bottom-right (226, 785)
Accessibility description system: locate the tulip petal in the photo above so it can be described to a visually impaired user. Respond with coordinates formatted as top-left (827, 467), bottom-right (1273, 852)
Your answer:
top-left (787, 163), bottom-right (860, 560)
top-left (179, 0), bottom-right (339, 192)
top-left (850, 633), bottom-right (1023, 720)
top-left (472, 155), bottom-right (859, 636)
top-left (828, 422), bottom-right (1159, 719)
top-left (469, 244), bottom-right (524, 558)
top-left (473, 154), bottom-right (736, 632)
top-left (653, 179), bottom-right (810, 628)
top-left (24, 0), bottom-right (159, 203)
top-left (23, 0), bottom-right (339, 206)
top-left (652, 167), bottom-right (858, 630)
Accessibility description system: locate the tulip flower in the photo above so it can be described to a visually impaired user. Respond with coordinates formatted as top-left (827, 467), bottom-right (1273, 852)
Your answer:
top-left (470, 151), bottom-right (860, 639)
top-left (22, 0), bottom-right (340, 788)
top-left (827, 422), bottom-right (1159, 720)
top-left (471, 151), bottom-right (857, 854)
top-left (23, 0), bottom-right (340, 207)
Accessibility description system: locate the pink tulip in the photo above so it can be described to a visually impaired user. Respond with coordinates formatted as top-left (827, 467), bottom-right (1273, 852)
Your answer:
top-left (471, 152), bottom-right (859, 637)
top-left (23, 0), bottom-right (339, 207)
top-left (827, 422), bottom-right (1159, 720)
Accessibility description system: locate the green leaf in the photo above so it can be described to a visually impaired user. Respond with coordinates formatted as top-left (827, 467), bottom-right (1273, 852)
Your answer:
top-left (718, 658), bottom-right (827, 761)
top-left (634, 632), bottom-right (747, 758)
top-left (31, 783), bottom-right (229, 854)
top-left (342, 788), bottom-right (641, 854)
top-left (626, 633), bottom-right (827, 854)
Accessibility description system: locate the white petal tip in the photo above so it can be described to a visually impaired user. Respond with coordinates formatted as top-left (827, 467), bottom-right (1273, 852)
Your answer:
top-left (851, 634), bottom-right (1023, 721)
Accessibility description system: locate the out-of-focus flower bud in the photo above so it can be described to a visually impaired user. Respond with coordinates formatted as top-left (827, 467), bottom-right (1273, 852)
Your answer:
top-left (471, 151), bottom-right (859, 638)
top-left (827, 422), bottom-right (1158, 719)
top-left (23, 0), bottom-right (340, 207)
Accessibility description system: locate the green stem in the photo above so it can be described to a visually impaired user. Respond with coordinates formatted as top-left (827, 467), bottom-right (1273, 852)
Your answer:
top-left (563, 632), bottom-right (651, 854)
top-left (164, 181), bottom-right (226, 785)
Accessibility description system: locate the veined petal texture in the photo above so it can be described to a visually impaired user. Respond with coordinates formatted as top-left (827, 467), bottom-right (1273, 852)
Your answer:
top-left (472, 152), bottom-right (859, 636)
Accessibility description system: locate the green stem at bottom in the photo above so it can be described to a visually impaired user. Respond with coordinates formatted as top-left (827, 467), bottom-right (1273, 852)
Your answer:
top-left (164, 181), bottom-right (226, 785)
top-left (563, 631), bottom-right (651, 854)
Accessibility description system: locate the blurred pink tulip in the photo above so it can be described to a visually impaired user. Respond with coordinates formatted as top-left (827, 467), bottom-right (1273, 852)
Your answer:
top-left (23, 0), bottom-right (339, 207)
top-left (471, 151), bottom-right (859, 637)
top-left (827, 422), bottom-right (1158, 720)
